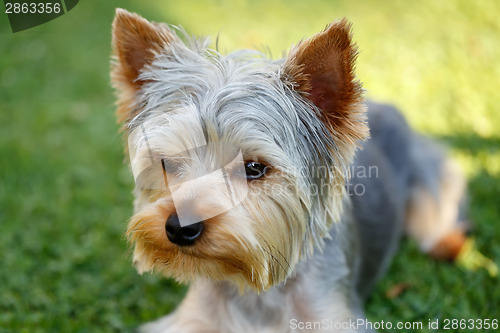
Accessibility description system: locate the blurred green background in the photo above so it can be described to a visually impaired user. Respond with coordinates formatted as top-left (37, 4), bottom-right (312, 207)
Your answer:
top-left (1, 0), bottom-right (499, 332)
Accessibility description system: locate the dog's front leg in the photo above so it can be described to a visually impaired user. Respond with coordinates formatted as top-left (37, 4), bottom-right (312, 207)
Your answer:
top-left (138, 312), bottom-right (219, 333)
top-left (138, 282), bottom-right (221, 333)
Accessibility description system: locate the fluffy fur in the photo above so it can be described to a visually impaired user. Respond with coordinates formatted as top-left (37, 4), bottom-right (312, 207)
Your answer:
top-left (111, 9), bottom-right (469, 332)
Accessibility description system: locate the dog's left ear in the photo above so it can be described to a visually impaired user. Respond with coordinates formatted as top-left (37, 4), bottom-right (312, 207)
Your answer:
top-left (283, 19), bottom-right (368, 146)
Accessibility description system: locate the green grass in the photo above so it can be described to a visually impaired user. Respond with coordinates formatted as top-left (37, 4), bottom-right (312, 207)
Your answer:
top-left (1, 1), bottom-right (499, 332)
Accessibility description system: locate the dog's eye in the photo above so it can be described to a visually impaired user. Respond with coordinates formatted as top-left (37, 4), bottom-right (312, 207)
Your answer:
top-left (244, 161), bottom-right (268, 180)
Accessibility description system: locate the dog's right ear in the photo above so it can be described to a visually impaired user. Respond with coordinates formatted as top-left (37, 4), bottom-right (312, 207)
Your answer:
top-left (282, 19), bottom-right (368, 155)
top-left (111, 8), bottom-right (173, 122)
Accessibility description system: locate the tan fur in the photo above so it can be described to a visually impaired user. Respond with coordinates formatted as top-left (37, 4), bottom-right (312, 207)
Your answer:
top-left (127, 169), bottom-right (309, 292)
top-left (112, 12), bottom-right (368, 291)
top-left (111, 9), bottom-right (389, 333)
top-left (428, 230), bottom-right (467, 261)
top-left (283, 19), bottom-right (368, 151)
top-left (111, 9), bottom-right (174, 123)
top-left (405, 159), bottom-right (466, 256)
top-left (127, 198), bottom-right (263, 291)
top-left (281, 19), bottom-right (369, 244)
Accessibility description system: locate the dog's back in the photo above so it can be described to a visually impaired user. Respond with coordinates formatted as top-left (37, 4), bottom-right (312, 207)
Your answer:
top-left (351, 102), bottom-right (468, 298)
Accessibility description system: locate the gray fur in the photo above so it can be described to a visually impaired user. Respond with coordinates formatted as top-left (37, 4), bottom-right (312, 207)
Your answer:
top-left (130, 40), bottom-right (348, 255)
top-left (120, 25), bottom-right (467, 333)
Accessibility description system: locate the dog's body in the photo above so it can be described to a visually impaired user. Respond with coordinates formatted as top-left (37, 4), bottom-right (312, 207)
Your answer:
top-left (111, 9), bottom-right (468, 332)
top-left (136, 102), bottom-right (466, 333)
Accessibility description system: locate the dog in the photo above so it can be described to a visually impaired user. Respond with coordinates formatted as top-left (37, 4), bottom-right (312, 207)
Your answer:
top-left (111, 8), bottom-right (469, 332)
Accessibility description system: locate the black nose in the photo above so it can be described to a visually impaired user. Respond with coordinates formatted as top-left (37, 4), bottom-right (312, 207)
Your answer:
top-left (165, 213), bottom-right (204, 246)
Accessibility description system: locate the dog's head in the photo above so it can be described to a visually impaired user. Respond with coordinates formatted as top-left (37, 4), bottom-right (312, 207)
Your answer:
top-left (111, 8), bottom-right (367, 291)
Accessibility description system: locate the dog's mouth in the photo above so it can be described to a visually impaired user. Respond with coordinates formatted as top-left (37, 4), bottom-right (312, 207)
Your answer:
top-left (126, 195), bottom-right (302, 291)
top-left (128, 215), bottom-right (277, 291)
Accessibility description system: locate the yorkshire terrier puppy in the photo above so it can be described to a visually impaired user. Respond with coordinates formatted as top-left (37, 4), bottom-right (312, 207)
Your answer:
top-left (111, 8), bottom-right (469, 332)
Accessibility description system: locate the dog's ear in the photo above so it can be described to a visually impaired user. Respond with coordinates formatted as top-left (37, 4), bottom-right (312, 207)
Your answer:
top-left (112, 8), bottom-right (172, 90)
top-left (283, 19), bottom-right (368, 146)
top-left (111, 8), bottom-right (173, 122)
